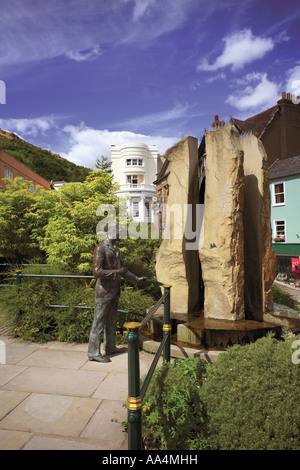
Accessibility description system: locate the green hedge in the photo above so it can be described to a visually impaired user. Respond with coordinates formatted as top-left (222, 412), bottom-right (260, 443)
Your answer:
top-left (1, 265), bottom-right (156, 343)
top-left (142, 332), bottom-right (300, 450)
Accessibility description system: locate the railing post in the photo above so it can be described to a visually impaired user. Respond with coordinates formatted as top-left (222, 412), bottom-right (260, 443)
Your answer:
top-left (15, 270), bottom-right (22, 293)
top-left (162, 284), bottom-right (171, 363)
top-left (123, 321), bottom-right (143, 451)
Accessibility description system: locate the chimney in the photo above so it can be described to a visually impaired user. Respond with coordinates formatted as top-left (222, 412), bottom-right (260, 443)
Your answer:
top-left (287, 93), bottom-right (291, 100)
top-left (212, 114), bottom-right (225, 130)
top-left (282, 92), bottom-right (286, 99)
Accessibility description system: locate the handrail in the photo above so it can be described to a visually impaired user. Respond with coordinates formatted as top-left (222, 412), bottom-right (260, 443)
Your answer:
top-left (139, 291), bottom-right (168, 329)
top-left (123, 283), bottom-right (171, 450)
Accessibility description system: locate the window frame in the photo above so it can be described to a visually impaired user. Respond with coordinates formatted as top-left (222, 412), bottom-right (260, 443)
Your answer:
top-left (127, 175), bottom-right (139, 187)
top-left (132, 200), bottom-right (140, 218)
top-left (273, 219), bottom-right (286, 243)
top-left (126, 158), bottom-right (143, 167)
top-left (272, 181), bottom-right (285, 206)
top-left (4, 166), bottom-right (13, 180)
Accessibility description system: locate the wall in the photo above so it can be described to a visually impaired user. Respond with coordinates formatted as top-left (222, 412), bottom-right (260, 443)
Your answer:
top-left (270, 174), bottom-right (300, 244)
top-left (262, 99), bottom-right (300, 166)
top-left (110, 142), bottom-right (158, 186)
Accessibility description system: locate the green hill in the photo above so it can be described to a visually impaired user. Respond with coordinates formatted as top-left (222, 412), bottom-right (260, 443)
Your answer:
top-left (0, 129), bottom-right (91, 182)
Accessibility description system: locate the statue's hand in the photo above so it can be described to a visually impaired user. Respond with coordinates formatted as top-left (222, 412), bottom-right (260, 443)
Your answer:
top-left (117, 267), bottom-right (127, 274)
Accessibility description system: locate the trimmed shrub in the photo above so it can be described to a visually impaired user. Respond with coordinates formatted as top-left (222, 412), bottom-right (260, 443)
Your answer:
top-left (201, 332), bottom-right (300, 450)
top-left (142, 358), bottom-right (208, 450)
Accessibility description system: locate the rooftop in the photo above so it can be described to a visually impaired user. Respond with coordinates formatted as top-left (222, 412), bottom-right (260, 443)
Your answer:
top-left (269, 155), bottom-right (300, 180)
top-left (230, 105), bottom-right (278, 138)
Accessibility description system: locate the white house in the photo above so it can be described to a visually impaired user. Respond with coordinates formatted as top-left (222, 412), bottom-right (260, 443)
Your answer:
top-left (110, 142), bottom-right (158, 222)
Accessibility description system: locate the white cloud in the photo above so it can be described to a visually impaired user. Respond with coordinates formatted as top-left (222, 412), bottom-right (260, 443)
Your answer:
top-left (226, 73), bottom-right (280, 111)
top-left (0, 0), bottom-right (200, 66)
top-left (0, 116), bottom-right (57, 137)
top-left (65, 46), bottom-right (103, 62)
top-left (61, 124), bottom-right (179, 169)
top-left (286, 64), bottom-right (300, 98)
top-left (119, 103), bottom-right (193, 132)
top-left (198, 29), bottom-right (275, 72)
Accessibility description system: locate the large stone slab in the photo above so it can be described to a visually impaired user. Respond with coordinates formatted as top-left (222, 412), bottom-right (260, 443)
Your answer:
top-left (199, 125), bottom-right (276, 321)
top-left (241, 135), bottom-right (276, 320)
top-left (199, 126), bottom-right (245, 321)
top-left (156, 136), bottom-right (200, 314)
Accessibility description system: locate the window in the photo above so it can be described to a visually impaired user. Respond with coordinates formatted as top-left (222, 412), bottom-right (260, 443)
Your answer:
top-left (145, 201), bottom-right (150, 218)
top-left (273, 220), bottom-right (286, 242)
top-left (4, 166), bottom-right (13, 180)
top-left (273, 182), bottom-right (285, 206)
top-left (126, 159), bottom-right (143, 166)
top-left (127, 175), bottom-right (138, 187)
top-left (132, 201), bottom-right (139, 218)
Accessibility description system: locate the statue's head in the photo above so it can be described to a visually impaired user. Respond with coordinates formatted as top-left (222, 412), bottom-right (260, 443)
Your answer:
top-left (107, 223), bottom-right (126, 241)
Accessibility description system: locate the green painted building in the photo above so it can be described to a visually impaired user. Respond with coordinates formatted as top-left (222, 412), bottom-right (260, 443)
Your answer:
top-left (269, 155), bottom-right (300, 276)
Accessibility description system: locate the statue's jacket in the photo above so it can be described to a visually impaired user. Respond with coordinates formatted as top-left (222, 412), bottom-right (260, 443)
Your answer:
top-left (93, 238), bottom-right (138, 301)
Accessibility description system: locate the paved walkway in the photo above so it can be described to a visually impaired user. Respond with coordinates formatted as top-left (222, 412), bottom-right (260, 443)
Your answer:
top-left (0, 335), bottom-right (158, 450)
top-left (274, 281), bottom-right (300, 303)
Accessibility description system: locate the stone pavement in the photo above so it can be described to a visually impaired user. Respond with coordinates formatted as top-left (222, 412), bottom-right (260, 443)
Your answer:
top-left (274, 281), bottom-right (300, 303)
top-left (0, 336), bottom-right (159, 450)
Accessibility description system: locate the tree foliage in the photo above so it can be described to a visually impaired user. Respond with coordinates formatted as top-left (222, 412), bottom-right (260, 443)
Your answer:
top-left (0, 170), bottom-right (161, 276)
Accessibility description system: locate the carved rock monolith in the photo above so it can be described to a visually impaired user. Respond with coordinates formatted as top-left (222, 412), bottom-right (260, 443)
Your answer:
top-left (199, 126), bottom-right (245, 321)
top-left (155, 136), bottom-right (199, 314)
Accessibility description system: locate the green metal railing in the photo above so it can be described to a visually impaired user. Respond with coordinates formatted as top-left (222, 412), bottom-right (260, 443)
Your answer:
top-left (124, 282), bottom-right (171, 451)
top-left (5, 268), bottom-right (171, 451)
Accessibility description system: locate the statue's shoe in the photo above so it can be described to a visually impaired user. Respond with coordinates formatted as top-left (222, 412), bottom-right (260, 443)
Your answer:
top-left (89, 354), bottom-right (111, 363)
top-left (105, 347), bottom-right (126, 356)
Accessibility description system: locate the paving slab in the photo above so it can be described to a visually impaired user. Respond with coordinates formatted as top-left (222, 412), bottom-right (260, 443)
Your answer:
top-left (5, 345), bottom-right (39, 365)
top-left (22, 434), bottom-right (122, 450)
top-left (0, 390), bottom-right (30, 420)
top-left (2, 366), bottom-right (107, 396)
top-left (92, 373), bottom-right (128, 401)
top-left (0, 429), bottom-right (33, 450)
top-left (16, 349), bottom-right (89, 370)
top-left (80, 399), bottom-right (127, 447)
top-left (0, 364), bottom-right (28, 387)
top-left (0, 393), bottom-right (102, 437)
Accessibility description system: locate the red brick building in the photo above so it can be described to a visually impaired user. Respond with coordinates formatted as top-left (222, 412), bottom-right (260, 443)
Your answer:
top-left (0, 149), bottom-right (50, 190)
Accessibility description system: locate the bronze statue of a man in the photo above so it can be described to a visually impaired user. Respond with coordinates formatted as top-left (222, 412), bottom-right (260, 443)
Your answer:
top-left (88, 225), bottom-right (145, 363)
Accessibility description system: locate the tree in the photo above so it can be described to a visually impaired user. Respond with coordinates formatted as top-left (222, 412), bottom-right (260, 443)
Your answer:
top-left (0, 178), bottom-right (48, 262)
top-left (36, 170), bottom-right (119, 273)
top-left (95, 156), bottom-right (112, 173)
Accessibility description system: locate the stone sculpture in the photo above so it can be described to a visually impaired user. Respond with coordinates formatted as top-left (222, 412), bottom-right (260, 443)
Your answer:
top-left (88, 225), bottom-right (145, 363)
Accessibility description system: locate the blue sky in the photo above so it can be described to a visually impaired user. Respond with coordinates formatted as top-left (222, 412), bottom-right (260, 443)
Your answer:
top-left (0, 0), bottom-right (300, 170)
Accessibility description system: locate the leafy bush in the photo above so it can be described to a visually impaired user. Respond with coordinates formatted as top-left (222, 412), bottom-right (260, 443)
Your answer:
top-left (200, 332), bottom-right (300, 450)
top-left (138, 333), bottom-right (300, 450)
top-left (1, 265), bottom-right (156, 343)
top-left (142, 358), bottom-right (208, 450)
